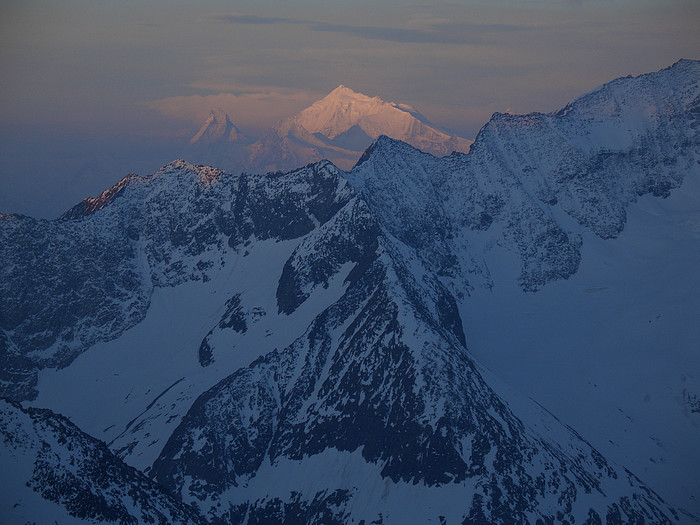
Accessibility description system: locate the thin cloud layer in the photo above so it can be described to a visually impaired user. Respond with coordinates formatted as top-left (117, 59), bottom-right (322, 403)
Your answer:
top-left (213, 14), bottom-right (531, 45)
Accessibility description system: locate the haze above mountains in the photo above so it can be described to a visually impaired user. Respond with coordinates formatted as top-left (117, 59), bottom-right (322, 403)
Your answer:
top-left (185, 85), bottom-right (473, 173)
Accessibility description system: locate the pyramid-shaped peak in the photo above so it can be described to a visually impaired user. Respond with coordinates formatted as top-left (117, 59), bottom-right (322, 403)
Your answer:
top-left (207, 108), bottom-right (231, 123)
top-left (330, 84), bottom-right (357, 95)
top-left (288, 86), bottom-right (411, 140)
top-left (353, 134), bottom-right (423, 168)
top-left (189, 108), bottom-right (244, 144)
top-left (330, 84), bottom-right (360, 94)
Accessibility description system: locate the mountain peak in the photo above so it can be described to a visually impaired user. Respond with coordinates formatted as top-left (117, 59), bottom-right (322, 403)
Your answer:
top-left (157, 159), bottom-right (224, 187)
top-left (281, 86), bottom-right (472, 157)
top-left (208, 107), bottom-right (225, 117)
top-left (354, 134), bottom-right (422, 168)
top-left (324, 84), bottom-right (379, 102)
top-left (290, 86), bottom-right (384, 134)
top-left (189, 108), bottom-right (244, 144)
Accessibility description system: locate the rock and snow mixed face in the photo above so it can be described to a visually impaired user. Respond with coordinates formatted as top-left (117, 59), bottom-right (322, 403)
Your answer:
top-left (148, 180), bottom-right (683, 524)
top-left (0, 399), bottom-right (203, 525)
top-left (0, 59), bottom-right (698, 523)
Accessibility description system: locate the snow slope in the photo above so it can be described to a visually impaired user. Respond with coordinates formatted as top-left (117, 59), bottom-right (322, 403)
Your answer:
top-left (462, 171), bottom-right (700, 511)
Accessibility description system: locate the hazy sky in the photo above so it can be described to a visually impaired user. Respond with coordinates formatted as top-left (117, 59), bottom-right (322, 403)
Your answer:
top-left (1, 0), bottom-right (698, 217)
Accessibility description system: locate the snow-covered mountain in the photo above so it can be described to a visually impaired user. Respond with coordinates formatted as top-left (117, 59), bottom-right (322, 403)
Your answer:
top-left (183, 109), bottom-right (252, 171)
top-left (1, 59), bottom-right (699, 523)
top-left (0, 399), bottom-right (203, 524)
top-left (189, 108), bottom-right (246, 145)
top-left (248, 85), bottom-right (473, 171)
top-left (183, 85), bottom-right (472, 173)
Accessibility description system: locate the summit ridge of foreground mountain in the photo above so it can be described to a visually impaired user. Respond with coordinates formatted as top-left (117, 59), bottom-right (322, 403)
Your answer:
top-left (1, 59), bottom-right (699, 523)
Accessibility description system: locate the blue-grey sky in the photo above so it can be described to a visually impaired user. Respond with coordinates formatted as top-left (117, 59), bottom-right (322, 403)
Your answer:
top-left (1, 0), bottom-right (698, 217)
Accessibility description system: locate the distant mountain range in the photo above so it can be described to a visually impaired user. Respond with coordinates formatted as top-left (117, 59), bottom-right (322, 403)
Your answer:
top-left (1, 60), bottom-right (699, 523)
top-left (184, 85), bottom-right (473, 172)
